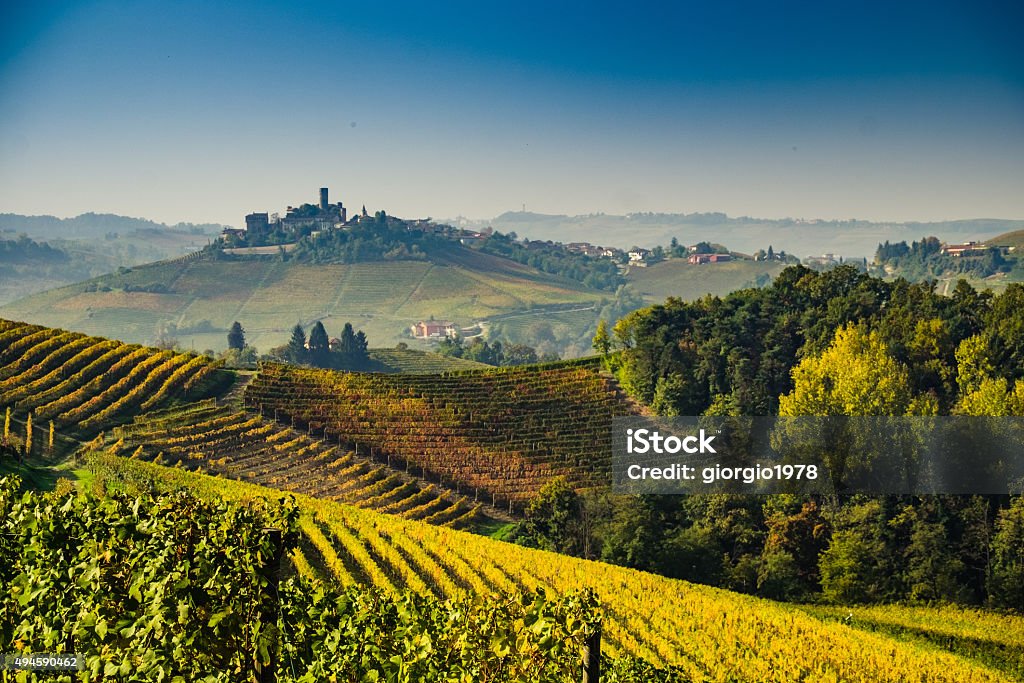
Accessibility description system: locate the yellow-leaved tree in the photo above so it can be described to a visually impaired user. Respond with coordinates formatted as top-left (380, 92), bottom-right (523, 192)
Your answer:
top-left (780, 324), bottom-right (913, 417)
top-left (954, 334), bottom-right (1024, 416)
top-left (775, 324), bottom-right (931, 492)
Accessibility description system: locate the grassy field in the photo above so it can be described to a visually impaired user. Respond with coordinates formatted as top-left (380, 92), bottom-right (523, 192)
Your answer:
top-left (625, 258), bottom-right (786, 303)
top-left (0, 250), bottom-right (603, 352)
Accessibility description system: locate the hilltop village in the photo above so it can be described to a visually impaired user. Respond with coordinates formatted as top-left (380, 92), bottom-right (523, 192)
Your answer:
top-left (219, 187), bottom-right (782, 267)
top-left (212, 188), bottom-right (1020, 342)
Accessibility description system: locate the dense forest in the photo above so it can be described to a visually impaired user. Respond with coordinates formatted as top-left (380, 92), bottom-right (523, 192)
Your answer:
top-left (513, 266), bottom-right (1024, 608)
top-left (875, 236), bottom-right (1016, 281)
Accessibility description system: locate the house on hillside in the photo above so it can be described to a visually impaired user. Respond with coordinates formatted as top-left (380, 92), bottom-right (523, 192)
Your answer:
top-left (459, 231), bottom-right (487, 246)
top-left (688, 253), bottom-right (731, 264)
top-left (411, 320), bottom-right (458, 339)
top-left (941, 241), bottom-right (988, 257)
top-left (565, 242), bottom-right (605, 257)
top-left (628, 247), bottom-right (654, 266)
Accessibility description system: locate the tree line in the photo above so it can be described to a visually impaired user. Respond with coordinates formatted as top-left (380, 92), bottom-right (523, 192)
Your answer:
top-left (222, 320), bottom-right (371, 371)
top-left (514, 266), bottom-right (1024, 608)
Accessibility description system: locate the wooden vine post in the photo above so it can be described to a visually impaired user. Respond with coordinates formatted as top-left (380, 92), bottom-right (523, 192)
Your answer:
top-left (258, 528), bottom-right (284, 683)
top-left (582, 626), bottom-right (601, 683)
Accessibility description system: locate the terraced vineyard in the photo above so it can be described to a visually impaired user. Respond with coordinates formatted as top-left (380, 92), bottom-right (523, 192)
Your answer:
top-left (88, 452), bottom-right (1024, 683)
top-left (109, 401), bottom-right (485, 529)
top-left (0, 318), bottom-right (225, 437)
top-left (245, 359), bottom-right (639, 508)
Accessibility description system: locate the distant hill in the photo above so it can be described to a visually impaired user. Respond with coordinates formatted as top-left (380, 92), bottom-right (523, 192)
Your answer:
top-left (0, 246), bottom-right (604, 353)
top-left (0, 213), bottom-right (224, 305)
top-left (991, 229), bottom-right (1024, 250)
top-left (0, 212), bottom-right (226, 240)
top-left (481, 212), bottom-right (1024, 261)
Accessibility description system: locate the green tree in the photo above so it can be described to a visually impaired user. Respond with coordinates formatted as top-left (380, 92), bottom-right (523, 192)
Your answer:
top-left (989, 496), bottom-right (1024, 608)
top-left (592, 319), bottom-right (611, 358)
top-left (227, 321), bottom-right (246, 351)
top-left (308, 321), bottom-right (330, 367)
top-left (354, 330), bottom-right (369, 356)
top-left (501, 343), bottom-right (540, 366)
top-left (818, 504), bottom-right (891, 604)
top-left (955, 334), bottom-right (1024, 415)
top-left (286, 324), bottom-right (307, 364)
top-left (512, 477), bottom-right (584, 555)
top-left (598, 496), bottom-right (663, 571)
top-left (760, 499), bottom-right (829, 595)
top-left (891, 502), bottom-right (967, 603)
top-left (757, 550), bottom-right (804, 601)
top-left (338, 323), bottom-right (356, 356)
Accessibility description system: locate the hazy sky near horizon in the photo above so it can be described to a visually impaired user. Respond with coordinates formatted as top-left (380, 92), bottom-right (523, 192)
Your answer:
top-left (1, 0), bottom-right (1023, 227)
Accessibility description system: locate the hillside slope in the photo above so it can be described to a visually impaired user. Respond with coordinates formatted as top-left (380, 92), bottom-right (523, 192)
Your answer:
top-left (626, 258), bottom-right (785, 303)
top-left (0, 247), bottom-right (603, 351)
top-left (0, 318), bottom-right (226, 439)
top-left (990, 229), bottom-right (1024, 250)
top-left (86, 452), bottom-right (1023, 683)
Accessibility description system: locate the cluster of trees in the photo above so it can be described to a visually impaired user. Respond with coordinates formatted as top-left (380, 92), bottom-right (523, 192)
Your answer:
top-left (875, 236), bottom-right (1012, 280)
top-left (219, 321), bottom-right (258, 367)
top-left (287, 214), bottom-right (450, 264)
top-left (0, 234), bottom-right (69, 264)
top-left (478, 231), bottom-right (624, 291)
top-left (512, 481), bottom-right (1024, 608)
top-left (0, 234), bottom-right (72, 284)
top-left (271, 321), bottom-right (370, 370)
top-left (435, 337), bottom-right (558, 367)
top-left (609, 265), bottom-right (1024, 416)
top-left (512, 266), bottom-right (1024, 607)
top-left (218, 320), bottom-right (373, 370)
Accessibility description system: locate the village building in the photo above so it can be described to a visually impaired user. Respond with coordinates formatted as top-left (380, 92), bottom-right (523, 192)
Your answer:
top-left (941, 241), bottom-right (988, 257)
top-left (411, 320), bottom-right (458, 339)
top-left (688, 253), bottom-right (732, 265)
top-left (628, 248), bottom-right (651, 262)
top-left (228, 187), bottom-right (350, 241)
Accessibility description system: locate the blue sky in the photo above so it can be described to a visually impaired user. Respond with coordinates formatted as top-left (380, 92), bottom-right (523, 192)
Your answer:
top-left (1, 0), bottom-right (1022, 226)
